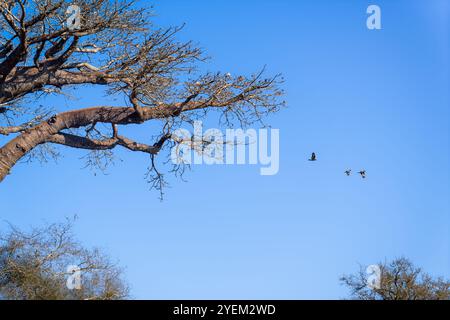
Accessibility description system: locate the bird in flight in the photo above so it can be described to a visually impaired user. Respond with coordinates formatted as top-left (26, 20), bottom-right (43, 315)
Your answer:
top-left (358, 170), bottom-right (366, 179)
top-left (308, 152), bottom-right (317, 161)
top-left (345, 169), bottom-right (352, 176)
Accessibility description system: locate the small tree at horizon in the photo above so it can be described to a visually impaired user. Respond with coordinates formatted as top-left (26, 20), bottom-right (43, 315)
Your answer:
top-left (0, 219), bottom-right (129, 300)
top-left (340, 257), bottom-right (450, 300)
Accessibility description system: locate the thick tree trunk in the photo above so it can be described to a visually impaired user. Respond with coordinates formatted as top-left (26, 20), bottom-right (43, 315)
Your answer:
top-left (0, 122), bottom-right (54, 181)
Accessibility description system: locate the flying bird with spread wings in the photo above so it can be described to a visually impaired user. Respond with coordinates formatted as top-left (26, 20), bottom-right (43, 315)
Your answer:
top-left (358, 170), bottom-right (366, 179)
top-left (345, 169), bottom-right (352, 176)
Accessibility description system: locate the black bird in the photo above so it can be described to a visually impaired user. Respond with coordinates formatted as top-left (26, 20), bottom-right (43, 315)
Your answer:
top-left (345, 169), bottom-right (352, 176)
top-left (308, 152), bottom-right (317, 161)
top-left (358, 170), bottom-right (366, 179)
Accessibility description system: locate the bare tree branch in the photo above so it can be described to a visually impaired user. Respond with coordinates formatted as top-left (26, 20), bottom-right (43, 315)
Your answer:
top-left (0, 0), bottom-right (285, 196)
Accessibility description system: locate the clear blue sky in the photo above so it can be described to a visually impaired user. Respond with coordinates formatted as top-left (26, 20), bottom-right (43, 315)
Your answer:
top-left (1, 0), bottom-right (449, 299)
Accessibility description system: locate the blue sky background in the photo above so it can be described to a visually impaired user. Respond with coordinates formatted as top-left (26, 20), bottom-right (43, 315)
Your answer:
top-left (1, 0), bottom-right (449, 299)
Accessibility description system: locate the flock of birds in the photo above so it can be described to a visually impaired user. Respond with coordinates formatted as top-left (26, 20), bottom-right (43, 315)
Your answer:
top-left (308, 152), bottom-right (366, 179)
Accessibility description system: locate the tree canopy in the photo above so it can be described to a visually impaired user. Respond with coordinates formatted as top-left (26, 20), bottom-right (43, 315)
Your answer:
top-left (0, 0), bottom-right (284, 195)
top-left (341, 258), bottom-right (450, 300)
top-left (0, 219), bottom-right (128, 300)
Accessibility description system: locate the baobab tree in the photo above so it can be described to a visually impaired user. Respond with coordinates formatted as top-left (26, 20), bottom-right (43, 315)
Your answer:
top-left (0, 0), bottom-right (284, 194)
